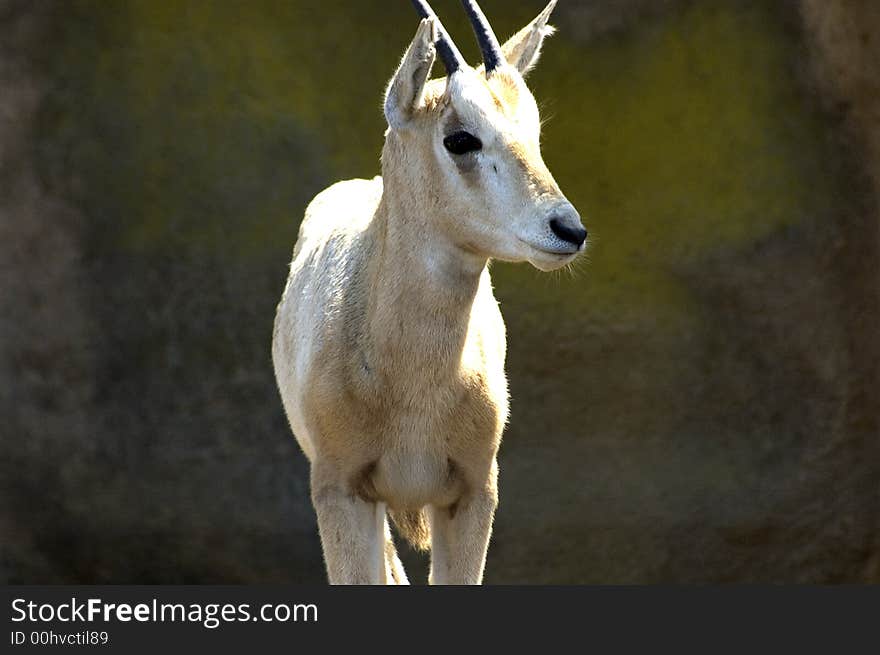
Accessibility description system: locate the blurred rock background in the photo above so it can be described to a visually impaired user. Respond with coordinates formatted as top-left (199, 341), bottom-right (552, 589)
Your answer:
top-left (1, 0), bottom-right (877, 583)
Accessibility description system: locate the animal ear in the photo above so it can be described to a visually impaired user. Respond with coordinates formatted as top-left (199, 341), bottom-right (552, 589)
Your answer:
top-left (500, 0), bottom-right (557, 76)
top-left (384, 18), bottom-right (438, 130)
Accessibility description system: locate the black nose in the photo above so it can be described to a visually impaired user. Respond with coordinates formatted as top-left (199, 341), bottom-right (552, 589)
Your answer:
top-left (549, 213), bottom-right (587, 248)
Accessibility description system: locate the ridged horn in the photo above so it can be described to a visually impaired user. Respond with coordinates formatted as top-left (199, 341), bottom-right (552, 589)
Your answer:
top-left (410, 0), bottom-right (466, 74)
top-left (461, 0), bottom-right (504, 74)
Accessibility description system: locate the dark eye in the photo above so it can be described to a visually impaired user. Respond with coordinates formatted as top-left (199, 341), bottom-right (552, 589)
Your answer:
top-left (443, 131), bottom-right (482, 155)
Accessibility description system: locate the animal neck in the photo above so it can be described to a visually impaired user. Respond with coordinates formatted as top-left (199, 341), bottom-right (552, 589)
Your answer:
top-left (364, 172), bottom-right (488, 380)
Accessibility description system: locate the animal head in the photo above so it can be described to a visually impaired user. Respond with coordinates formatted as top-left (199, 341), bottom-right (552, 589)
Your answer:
top-left (382, 0), bottom-right (586, 272)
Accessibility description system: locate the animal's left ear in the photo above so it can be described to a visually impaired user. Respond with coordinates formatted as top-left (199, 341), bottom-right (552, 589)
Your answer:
top-left (384, 18), bottom-right (438, 130)
top-left (501, 0), bottom-right (557, 76)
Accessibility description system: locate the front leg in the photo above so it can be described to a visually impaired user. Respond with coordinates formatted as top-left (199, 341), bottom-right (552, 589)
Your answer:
top-left (428, 460), bottom-right (499, 585)
top-left (311, 460), bottom-right (385, 585)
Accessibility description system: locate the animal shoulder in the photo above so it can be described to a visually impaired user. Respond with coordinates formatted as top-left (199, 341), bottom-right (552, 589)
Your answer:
top-left (297, 176), bottom-right (383, 247)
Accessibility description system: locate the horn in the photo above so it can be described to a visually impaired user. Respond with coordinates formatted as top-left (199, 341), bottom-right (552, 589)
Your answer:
top-left (461, 0), bottom-right (504, 74)
top-left (410, 0), bottom-right (466, 74)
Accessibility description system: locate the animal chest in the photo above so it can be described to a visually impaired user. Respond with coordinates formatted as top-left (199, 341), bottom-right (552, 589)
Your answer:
top-left (356, 367), bottom-right (502, 509)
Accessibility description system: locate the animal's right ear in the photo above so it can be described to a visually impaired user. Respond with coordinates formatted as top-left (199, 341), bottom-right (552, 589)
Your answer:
top-left (384, 18), bottom-right (437, 130)
top-left (500, 0), bottom-right (557, 76)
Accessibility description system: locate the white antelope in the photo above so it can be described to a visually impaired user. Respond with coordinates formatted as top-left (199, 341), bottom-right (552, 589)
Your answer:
top-left (272, 0), bottom-right (587, 584)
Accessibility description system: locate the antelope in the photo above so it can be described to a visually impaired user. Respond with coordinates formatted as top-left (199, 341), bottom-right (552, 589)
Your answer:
top-left (272, 0), bottom-right (587, 584)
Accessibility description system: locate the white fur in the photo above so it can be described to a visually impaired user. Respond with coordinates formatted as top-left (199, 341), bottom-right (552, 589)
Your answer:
top-left (272, 4), bottom-right (580, 585)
